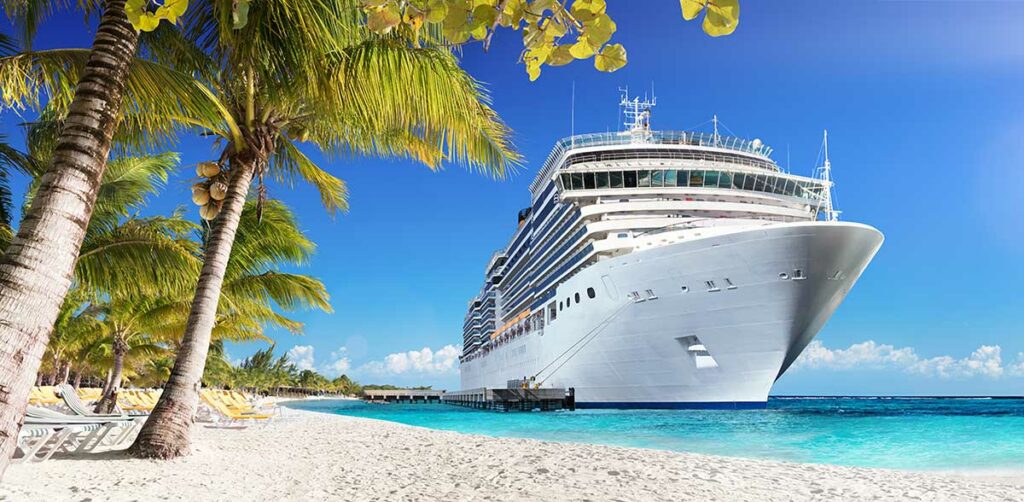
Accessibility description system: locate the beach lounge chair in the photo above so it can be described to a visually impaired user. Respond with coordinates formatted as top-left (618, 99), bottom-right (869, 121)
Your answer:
top-left (15, 407), bottom-right (140, 462)
top-left (56, 383), bottom-right (131, 418)
top-left (199, 390), bottom-right (273, 426)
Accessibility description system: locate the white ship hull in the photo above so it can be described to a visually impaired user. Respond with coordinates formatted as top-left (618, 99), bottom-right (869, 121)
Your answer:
top-left (460, 221), bottom-right (883, 408)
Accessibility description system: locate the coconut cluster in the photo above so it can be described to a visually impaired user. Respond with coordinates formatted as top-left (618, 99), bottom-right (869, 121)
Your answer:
top-left (191, 162), bottom-right (229, 220)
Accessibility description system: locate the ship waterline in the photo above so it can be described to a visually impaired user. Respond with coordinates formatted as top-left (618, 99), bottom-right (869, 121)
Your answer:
top-left (459, 91), bottom-right (882, 407)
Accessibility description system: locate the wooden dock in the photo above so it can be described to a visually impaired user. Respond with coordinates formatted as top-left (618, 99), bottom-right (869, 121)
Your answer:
top-left (442, 387), bottom-right (574, 412)
top-left (362, 389), bottom-right (445, 404)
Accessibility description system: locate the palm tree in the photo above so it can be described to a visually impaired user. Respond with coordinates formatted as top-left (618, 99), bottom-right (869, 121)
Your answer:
top-left (0, 1), bottom-right (232, 471)
top-left (129, 1), bottom-right (518, 459)
top-left (0, 2), bottom-right (151, 468)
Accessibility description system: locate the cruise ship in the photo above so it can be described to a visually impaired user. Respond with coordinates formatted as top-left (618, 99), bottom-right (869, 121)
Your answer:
top-left (458, 91), bottom-right (883, 408)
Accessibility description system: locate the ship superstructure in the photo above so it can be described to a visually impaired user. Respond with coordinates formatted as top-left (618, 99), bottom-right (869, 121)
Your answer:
top-left (459, 91), bottom-right (882, 408)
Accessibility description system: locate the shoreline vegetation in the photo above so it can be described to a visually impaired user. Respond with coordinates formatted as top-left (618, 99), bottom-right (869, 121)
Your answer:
top-left (3, 405), bottom-right (1021, 501)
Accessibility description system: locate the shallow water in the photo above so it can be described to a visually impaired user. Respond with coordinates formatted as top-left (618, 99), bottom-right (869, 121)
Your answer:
top-left (288, 397), bottom-right (1024, 471)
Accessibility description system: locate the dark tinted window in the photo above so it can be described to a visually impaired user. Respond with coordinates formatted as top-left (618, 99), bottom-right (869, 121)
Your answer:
top-left (587, 287), bottom-right (596, 299)
top-left (574, 292), bottom-right (580, 304)
top-left (583, 172), bottom-right (596, 189)
top-left (676, 170), bottom-right (689, 187)
top-left (596, 172), bottom-right (609, 189)
top-left (610, 171), bottom-right (623, 188)
top-left (689, 170), bottom-right (704, 186)
top-left (623, 171), bottom-right (638, 188)
top-left (571, 173), bottom-right (584, 190)
top-left (664, 170), bottom-right (677, 186)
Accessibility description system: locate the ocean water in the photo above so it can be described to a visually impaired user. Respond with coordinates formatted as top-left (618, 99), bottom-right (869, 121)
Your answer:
top-left (287, 397), bottom-right (1024, 471)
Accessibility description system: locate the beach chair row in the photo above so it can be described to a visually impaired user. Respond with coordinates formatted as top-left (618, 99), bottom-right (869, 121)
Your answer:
top-left (198, 389), bottom-right (276, 425)
top-left (16, 384), bottom-right (146, 463)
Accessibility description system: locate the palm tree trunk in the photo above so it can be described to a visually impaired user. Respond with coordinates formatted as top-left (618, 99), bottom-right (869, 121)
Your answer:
top-left (72, 370), bottom-right (82, 389)
top-left (60, 361), bottom-right (71, 384)
top-left (129, 159), bottom-right (256, 459)
top-left (0, 0), bottom-right (138, 478)
top-left (96, 334), bottom-right (127, 414)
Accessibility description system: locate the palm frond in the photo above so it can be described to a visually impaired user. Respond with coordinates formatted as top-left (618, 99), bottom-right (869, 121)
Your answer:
top-left (271, 138), bottom-right (348, 214)
top-left (0, 48), bottom-right (242, 150)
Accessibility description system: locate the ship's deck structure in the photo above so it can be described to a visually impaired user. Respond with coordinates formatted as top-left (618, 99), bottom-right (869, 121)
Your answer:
top-left (461, 92), bottom-right (837, 364)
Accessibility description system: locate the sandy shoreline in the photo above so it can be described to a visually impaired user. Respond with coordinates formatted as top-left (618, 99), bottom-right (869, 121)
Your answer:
top-left (2, 406), bottom-right (1021, 501)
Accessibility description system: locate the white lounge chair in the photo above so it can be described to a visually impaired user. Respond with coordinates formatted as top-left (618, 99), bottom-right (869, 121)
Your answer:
top-left (29, 406), bottom-right (142, 450)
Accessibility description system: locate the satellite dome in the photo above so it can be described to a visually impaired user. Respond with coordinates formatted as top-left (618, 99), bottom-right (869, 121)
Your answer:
top-left (752, 138), bottom-right (763, 149)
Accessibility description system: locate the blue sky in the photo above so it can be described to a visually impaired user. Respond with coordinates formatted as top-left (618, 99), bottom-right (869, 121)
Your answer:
top-left (4, 1), bottom-right (1023, 395)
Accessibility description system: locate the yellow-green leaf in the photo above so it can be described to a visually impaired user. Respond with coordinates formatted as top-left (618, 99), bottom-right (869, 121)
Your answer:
top-left (585, 13), bottom-right (616, 47)
top-left (473, 4), bottom-right (497, 27)
top-left (526, 60), bottom-right (542, 81)
top-left (594, 43), bottom-right (627, 72)
top-left (703, 0), bottom-right (739, 36)
top-left (680, 0), bottom-right (706, 21)
top-left (547, 45), bottom-right (574, 66)
top-left (425, 0), bottom-right (448, 22)
top-left (232, 0), bottom-right (249, 29)
top-left (570, 0), bottom-right (606, 22)
top-left (367, 4), bottom-right (402, 34)
top-left (569, 37), bottom-right (596, 59)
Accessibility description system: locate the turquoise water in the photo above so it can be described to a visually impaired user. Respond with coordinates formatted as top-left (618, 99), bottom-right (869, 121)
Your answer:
top-left (288, 397), bottom-right (1024, 471)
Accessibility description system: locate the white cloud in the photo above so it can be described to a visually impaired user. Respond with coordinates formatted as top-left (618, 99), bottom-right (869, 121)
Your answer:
top-left (908, 345), bottom-right (1004, 379)
top-left (325, 346), bottom-right (351, 376)
top-left (358, 345), bottom-right (461, 376)
top-left (793, 340), bottom-right (1024, 380)
top-left (286, 345), bottom-right (316, 371)
top-left (795, 340), bottom-right (917, 370)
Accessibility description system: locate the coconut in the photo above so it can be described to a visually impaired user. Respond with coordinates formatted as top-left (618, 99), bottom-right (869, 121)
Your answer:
top-left (199, 202), bottom-right (220, 221)
top-left (191, 186), bottom-right (210, 206)
top-left (197, 161), bottom-right (220, 178)
top-left (209, 182), bottom-right (229, 201)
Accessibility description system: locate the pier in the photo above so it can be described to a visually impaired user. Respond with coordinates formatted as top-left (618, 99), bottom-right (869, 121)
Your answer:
top-left (362, 389), bottom-right (445, 404)
top-left (442, 387), bottom-right (574, 412)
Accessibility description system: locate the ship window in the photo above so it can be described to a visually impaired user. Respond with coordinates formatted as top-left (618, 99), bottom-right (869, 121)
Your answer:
top-left (751, 174), bottom-right (766, 192)
top-left (571, 173), bottom-right (584, 190)
top-left (783, 179), bottom-right (796, 196)
top-left (596, 172), bottom-right (609, 189)
top-left (559, 301), bottom-right (563, 311)
top-left (548, 302), bottom-right (557, 321)
top-left (772, 177), bottom-right (786, 194)
top-left (610, 171), bottom-right (623, 188)
top-left (623, 171), bottom-right (638, 188)
top-left (587, 287), bottom-right (596, 299)
top-left (574, 292), bottom-right (580, 304)
top-left (703, 171), bottom-right (720, 187)
top-left (743, 173), bottom-right (757, 191)
top-left (651, 170), bottom-right (664, 187)
top-left (730, 172), bottom-right (743, 189)
top-left (681, 285), bottom-right (689, 292)
top-left (718, 172), bottom-right (733, 189)
top-left (584, 172), bottom-right (596, 189)
top-left (560, 173), bottom-right (571, 189)
top-left (664, 170), bottom-right (677, 186)
top-left (676, 170), bottom-right (689, 187)
top-left (566, 297), bottom-right (571, 308)
top-left (638, 170), bottom-right (651, 187)
top-left (689, 170), bottom-right (704, 187)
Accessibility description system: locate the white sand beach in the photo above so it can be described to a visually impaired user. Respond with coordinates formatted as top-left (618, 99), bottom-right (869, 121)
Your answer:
top-left (2, 406), bottom-right (1021, 501)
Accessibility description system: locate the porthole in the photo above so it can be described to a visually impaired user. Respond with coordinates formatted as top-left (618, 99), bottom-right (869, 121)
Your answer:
top-left (681, 285), bottom-right (689, 292)
top-left (559, 301), bottom-right (563, 311)
top-left (779, 272), bottom-right (790, 280)
top-left (566, 297), bottom-right (571, 308)
top-left (587, 287), bottom-right (596, 299)
top-left (574, 292), bottom-right (580, 304)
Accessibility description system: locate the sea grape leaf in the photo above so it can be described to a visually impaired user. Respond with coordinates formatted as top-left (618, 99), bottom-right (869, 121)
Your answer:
top-left (594, 43), bottom-right (626, 72)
